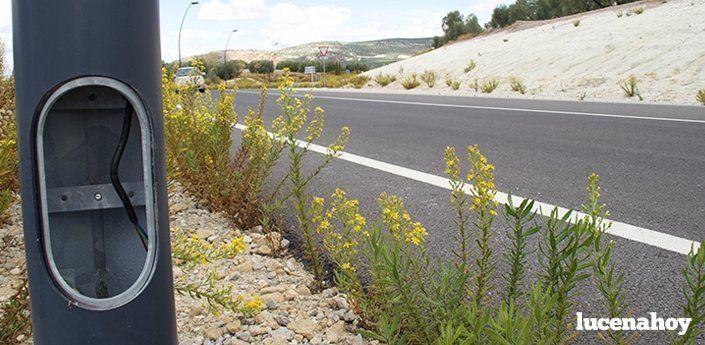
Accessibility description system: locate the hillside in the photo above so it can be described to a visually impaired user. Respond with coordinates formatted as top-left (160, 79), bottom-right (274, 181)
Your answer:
top-left (363, 0), bottom-right (705, 105)
top-left (186, 38), bottom-right (433, 68)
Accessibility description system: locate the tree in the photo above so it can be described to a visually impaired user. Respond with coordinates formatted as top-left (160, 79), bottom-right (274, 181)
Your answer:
top-left (214, 60), bottom-right (242, 81)
top-left (247, 60), bottom-right (274, 74)
top-left (434, 10), bottom-right (485, 48)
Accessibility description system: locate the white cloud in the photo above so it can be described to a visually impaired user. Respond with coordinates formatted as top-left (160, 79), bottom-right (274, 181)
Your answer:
top-left (261, 2), bottom-right (352, 46)
top-left (198, 0), bottom-right (269, 21)
top-left (471, 0), bottom-right (513, 24)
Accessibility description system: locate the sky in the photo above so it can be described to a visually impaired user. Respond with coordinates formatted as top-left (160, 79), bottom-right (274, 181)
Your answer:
top-left (0, 0), bottom-right (511, 73)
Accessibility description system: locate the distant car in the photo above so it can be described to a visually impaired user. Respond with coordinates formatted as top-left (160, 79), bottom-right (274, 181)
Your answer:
top-left (175, 67), bottom-right (206, 93)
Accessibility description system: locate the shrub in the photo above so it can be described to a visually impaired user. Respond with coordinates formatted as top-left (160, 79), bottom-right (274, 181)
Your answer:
top-left (480, 79), bottom-right (500, 93)
top-left (312, 144), bottom-right (632, 344)
top-left (573, 20), bottom-right (581, 27)
top-left (401, 74), bottom-right (421, 90)
top-left (351, 75), bottom-right (371, 89)
top-left (619, 75), bottom-right (642, 100)
top-left (510, 77), bottom-right (527, 94)
top-left (470, 78), bottom-right (480, 92)
top-left (696, 89), bottom-right (705, 105)
top-left (464, 60), bottom-right (477, 73)
top-left (631, 7), bottom-right (644, 15)
top-left (375, 74), bottom-right (396, 87)
top-left (420, 70), bottom-right (438, 88)
top-left (446, 78), bottom-right (461, 90)
top-left (616, 11), bottom-right (624, 18)
top-left (677, 241), bottom-right (705, 344)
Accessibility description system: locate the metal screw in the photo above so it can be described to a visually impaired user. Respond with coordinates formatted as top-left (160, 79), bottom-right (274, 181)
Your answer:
top-left (94, 193), bottom-right (102, 201)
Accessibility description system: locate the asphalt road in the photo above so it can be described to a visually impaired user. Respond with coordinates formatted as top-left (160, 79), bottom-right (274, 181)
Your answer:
top-left (231, 89), bottom-right (705, 343)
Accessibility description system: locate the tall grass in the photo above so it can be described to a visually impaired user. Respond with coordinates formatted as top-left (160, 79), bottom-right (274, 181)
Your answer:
top-left (375, 74), bottom-right (396, 87)
top-left (696, 89), bottom-right (705, 105)
top-left (421, 70), bottom-right (438, 88)
top-left (510, 77), bottom-right (527, 94)
top-left (481, 79), bottom-right (500, 94)
top-left (401, 74), bottom-right (421, 90)
top-left (619, 75), bottom-right (642, 100)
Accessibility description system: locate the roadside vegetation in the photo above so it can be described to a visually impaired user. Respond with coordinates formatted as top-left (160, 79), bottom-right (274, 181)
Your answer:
top-left (510, 77), bottom-right (527, 94)
top-left (401, 74), bottom-right (421, 90)
top-left (374, 74), bottom-right (397, 87)
top-left (619, 75), bottom-right (642, 100)
top-left (481, 79), bottom-right (501, 93)
top-left (421, 70), bottom-right (438, 88)
top-left (696, 89), bottom-right (705, 105)
top-left (446, 77), bottom-right (461, 90)
top-left (464, 60), bottom-right (477, 73)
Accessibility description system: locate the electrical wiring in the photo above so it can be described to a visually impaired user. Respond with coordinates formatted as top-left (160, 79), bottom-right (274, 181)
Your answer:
top-left (111, 100), bottom-right (148, 251)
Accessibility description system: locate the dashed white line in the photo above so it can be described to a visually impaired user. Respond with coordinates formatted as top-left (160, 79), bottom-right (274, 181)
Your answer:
top-left (234, 123), bottom-right (700, 256)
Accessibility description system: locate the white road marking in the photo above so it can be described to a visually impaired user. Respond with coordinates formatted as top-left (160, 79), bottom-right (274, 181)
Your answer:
top-left (237, 91), bottom-right (705, 124)
top-left (235, 123), bottom-right (700, 255)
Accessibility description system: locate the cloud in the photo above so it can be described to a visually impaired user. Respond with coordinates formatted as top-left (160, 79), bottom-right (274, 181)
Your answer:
top-left (470, 0), bottom-right (513, 24)
top-left (261, 2), bottom-right (352, 46)
top-left (198, 0), bottom-right (269, 21)
top-left (0, 0), bottom-right (13, 73)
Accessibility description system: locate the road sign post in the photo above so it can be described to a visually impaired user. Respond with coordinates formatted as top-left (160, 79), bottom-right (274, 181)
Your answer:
top-left (12, 1), bottom-right (178, 344)
top-left (304, 66), bottom-right (316, 83)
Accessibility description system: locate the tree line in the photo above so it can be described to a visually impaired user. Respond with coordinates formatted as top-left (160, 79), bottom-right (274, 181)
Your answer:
top-left (433, 0), bottom-right (638, 48)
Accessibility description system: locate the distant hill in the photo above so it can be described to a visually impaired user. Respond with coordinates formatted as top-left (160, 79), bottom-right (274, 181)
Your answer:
top-left (184, 38), bottom-right (433, 68)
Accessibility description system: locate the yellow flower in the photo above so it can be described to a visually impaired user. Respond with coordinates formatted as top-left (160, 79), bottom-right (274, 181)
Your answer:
top-left (245, 295), bottom-right (264, 312)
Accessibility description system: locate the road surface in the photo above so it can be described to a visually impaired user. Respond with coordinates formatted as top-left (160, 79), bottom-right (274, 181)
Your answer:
top-left (231, 89), bottom-right (705, 343)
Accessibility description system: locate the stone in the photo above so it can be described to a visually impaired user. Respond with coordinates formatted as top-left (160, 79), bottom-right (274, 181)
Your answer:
top-left (296, 285), bottom-right (311, 296)
top-left (331, 297), bottom-right (349, 310)
top-left (9, 267), bottom-right (21, 276)
top-left (275, 314), bottom-right (290, 326)
top-left (284, 289), bottom-right (298, 301)
top-left (321, 287), bottom-right (338, 298)
top-left (280, 238), bottom-right (290, 249)
top-left (256, 245), bottom-right (273, 256)
top-left (289, 318), bottom-right (321, 340)
top-left (225, 320), bottom-right (241, 334)
top-left (326, 321), bottom-right (346, 343)
top-left (205, 327), bottom-right (223, 340)
top-left (262, 292), bottom-right (285, 305)
top-left (195, 228), bottom-right (214, 240)
top-left (234, 261), bottom-right (253, 273)
top-left (235, 331), bottom-right (251, 341)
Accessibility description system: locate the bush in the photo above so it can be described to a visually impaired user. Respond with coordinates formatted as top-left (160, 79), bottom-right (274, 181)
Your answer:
top-left (401, 74), bottom-right (421, 90)
top-left (573, 20), bottom-right (581, 27)
top-left (464, 60), bottom-right (477, 73)
top-left (619, 75), bottom-right (642, 100)
top-left (510, 77), bottom-right (527, 94)
top-left (481, 79), bottom-right (500, 93)
top-left (310, 144), bottom-right (633, 344)
top-left (214, 60), bottom-right (243, 81)
top-left (446, 78), bottom-right (461, 90)
top-left (696, 89), bottom-right (705, 105)
top-left (420, 70), bottom-right (438, 88)
top-left (375, 74), bottom-right (396, 87)
top-left (247, 60), bottom-right (275, 74)
top-left (631, 7), bottom-right (644, 15)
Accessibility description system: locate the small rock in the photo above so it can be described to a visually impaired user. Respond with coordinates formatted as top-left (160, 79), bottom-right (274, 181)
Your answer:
top-left (326, 321), bottom-right (346, 343)
top-left (262, 292), bottom-right (285, 305)
top-left (9, 267), bottom-right (21, 276)
top-left (275, 314), bottom-right (290, 326)
top-left (321, 287), bottom-right (338, 298)
top-left (225, 320), bottom-right (241, 334)
top-left (331, 297), bottom-right (349, 310)
top-left (249, 325), bottom-right (268, 336)
top-left (256, 245), bottom-right (273, 256)
top-left (234, 261), bottom-right (253, 273)
top-left (235, 331), bottom-right (251, 341)
top-left (195, 228), bottom-right (214, 240)
top-left (296, 285), bottom-right (311, 296)
top-left (284, 289), bottom-right (298, 301)
top-left (289, 318), bottom-right (321, 340)
top-left (280, 238), bottom-right (290, 249)
top-left (205, 327), bottom-right (223, 340)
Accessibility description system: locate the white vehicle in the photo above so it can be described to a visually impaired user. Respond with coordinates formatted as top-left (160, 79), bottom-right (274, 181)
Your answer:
top-left (175, 67), bottom-right (206, 92)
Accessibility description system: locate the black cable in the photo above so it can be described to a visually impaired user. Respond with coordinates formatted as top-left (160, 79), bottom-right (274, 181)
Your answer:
top-left (111, 101), bottom-right (147, 249)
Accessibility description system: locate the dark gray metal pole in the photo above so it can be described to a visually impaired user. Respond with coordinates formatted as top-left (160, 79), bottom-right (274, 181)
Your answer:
top-left (12, 1), bottom-right (177, 344)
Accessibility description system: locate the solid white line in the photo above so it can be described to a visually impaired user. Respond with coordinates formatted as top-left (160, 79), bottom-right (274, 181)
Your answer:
top-left (237, 90), bottom-right (705, 124)
top-left (234, 124), bottom-right (700, 256)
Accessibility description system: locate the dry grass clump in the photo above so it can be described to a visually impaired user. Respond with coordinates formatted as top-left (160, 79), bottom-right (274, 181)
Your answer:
top-left (696, 89), bottom-right (705, 105)
top-left (481, 79), bottom-right (500, 94)
top-left (619, 75), bottom-right (642, 100)
top-left (401, 74), bottom-right (421, 90)
top-left (510, 77), bottom-right (527, 94)
top-left (420, 70), bottom-right (438, 88)
top-left (375, 74), bottom-right (396, 87)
